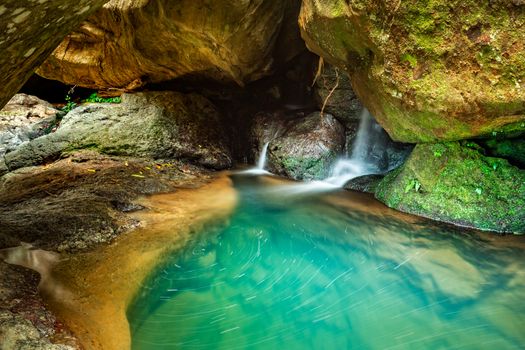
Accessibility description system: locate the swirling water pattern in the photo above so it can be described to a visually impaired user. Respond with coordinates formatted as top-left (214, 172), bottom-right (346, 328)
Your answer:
top-left (128, 175), bottom-right (525, 349)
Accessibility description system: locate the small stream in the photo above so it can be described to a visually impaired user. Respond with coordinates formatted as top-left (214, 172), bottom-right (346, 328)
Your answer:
top-left (127, 174), bottom-right (525, 350)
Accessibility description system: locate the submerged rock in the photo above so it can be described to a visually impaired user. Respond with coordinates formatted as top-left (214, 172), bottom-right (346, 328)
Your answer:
top-left (37, 0), bottom-right (305, 90)
top-left (0, 0), bottom-right (108, 109)
top-left (2, 91), bottom-right (232, 173)
top-left (266, 112), bottom-right (346, 180)
top-left (0, 94), bottom-right (60, 158)
top-left (299, 0), bottom-right (525, 142)
top-left (375, 142), bottom-right (525, 234)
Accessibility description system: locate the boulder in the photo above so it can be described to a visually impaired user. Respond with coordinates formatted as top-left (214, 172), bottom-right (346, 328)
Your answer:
top-left (263, 112), bottom-right (346, 180)
top-left (2, 91), bottom-right (232, 174)
top-left (375, 142), bottom-right (525, 233)
top-left (37, 0), bottom-right (305, 90)
top-left (0, 94), bottom-right (60, 158)
top-left (314, 63), bottom-right (362, 127)
top-left (299, 0), bottom-right (525, 142)
top-left (343, 174), bottom-right (384, 194)
top-left (0, 0), bottom-right (108, 109)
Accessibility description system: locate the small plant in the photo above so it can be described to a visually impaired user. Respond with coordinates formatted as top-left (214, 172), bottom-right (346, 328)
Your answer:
top-left (61, 87), bottom-right (77, 114)
top-left (475, 187), bottom-right (482, 195)
top-left (84, 92), bottom-right (121, 104)
top-left (433, 150), bottom-right (442, 157)
top-left (405, 178), bottom-right (422, 193)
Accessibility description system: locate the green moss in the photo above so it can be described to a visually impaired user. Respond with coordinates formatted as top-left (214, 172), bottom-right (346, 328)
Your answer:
top-left (401, 53), bottom-right (418, 68)
top-left (482, 137), bottom-right (525, 168)
top-left (375, 142), bottom-right (525, 234)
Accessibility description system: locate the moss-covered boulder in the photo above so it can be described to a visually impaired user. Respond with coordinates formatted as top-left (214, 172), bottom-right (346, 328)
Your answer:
top-left (375, 142), bottom-right (525, 233)
top-left (267, 112), bottom-right (345, 180)
top-left (37, 0), bottom-right (305, 90)
top-left (299, 0), bottom-right (525, 142)
top-left (1, 92), bottom-right (232, 174)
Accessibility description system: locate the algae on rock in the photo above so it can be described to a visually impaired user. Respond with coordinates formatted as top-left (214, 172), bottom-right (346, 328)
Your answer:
top-left (375, 142), bottom-right (525, 234)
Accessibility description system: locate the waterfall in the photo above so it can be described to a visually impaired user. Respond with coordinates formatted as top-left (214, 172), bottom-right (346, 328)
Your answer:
top-left (257, 142), bottom-right (270, 170)
top-left (324, 109), bottom-right (384, 187)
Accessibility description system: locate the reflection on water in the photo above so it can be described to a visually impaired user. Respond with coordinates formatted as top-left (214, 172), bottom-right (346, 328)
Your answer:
top-left (128, 175), bottom-right (525, 350)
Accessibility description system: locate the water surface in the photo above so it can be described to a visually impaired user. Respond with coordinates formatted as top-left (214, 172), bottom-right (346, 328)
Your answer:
top-left (128, 175), bottom-right (525, 350)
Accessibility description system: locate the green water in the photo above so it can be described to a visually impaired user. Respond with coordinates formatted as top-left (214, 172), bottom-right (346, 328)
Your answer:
top-left (128, 175), bottom-right (525, 349)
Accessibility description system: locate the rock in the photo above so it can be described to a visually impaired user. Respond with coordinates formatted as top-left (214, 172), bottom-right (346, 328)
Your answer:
top-left (37, 0), bottom-right (305, 90)
top-left (299, 0), bottom-right (525, 142)
top-left (0, 0), bottom-right (109, 109)
top-left (0, 310), bottom-right (74, 350)
top-left (266, 112), bottom-right (346, 180)
top-left (344, 174), bottom-right (384, 194)
top-left (0, 94), bottom-right (60, 157)
top-left (3, 92), bottom-right (232, 172)
top-left (0, 152), bottom-right (211, 252)
top-left (314, 63), bottom-right (362, 127)
top-left (375, 142), bottom-right (525, 234)
top-left (482, 137), bottom-right (525, 168)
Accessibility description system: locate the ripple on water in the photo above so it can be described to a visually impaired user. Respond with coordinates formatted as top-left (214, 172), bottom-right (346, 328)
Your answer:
top-left (127, 175), bottom-right (525, 350)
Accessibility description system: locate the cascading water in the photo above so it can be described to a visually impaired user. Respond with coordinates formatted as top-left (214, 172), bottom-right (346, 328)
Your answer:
top-left (257, 142), bottom-right (269, 171)
top-left (240, 141), bottom-right (271, 175)
top-left (324, 109), bottom-right (386, 187)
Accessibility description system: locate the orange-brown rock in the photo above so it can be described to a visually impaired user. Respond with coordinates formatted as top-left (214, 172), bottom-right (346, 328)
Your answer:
top-left (0, 0), bottom-right (108, 109)
top-left (37, 0), bottom-right (305, 90)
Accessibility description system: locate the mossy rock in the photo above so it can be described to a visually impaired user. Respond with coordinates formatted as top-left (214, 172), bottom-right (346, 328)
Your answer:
top-left (299, 0), bottom-right (525, 142)
top-left (482, 137), bottom-right (525, 168)
top-left (267, 112), bottom-right (345, 180)
top-left (375, 142), bottom-right (525, 233)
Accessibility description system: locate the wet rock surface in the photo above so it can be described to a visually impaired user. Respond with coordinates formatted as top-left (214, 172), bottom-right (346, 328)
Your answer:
top-left (344, 174), bottom-right (384, 194)
top-left (2, 91), bottom-right (232, 174)
top-left (0, 151), bottom-right (212, 252)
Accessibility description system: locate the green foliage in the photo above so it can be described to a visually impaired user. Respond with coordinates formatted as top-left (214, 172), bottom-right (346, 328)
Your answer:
top-left (401, 53), bottom-right (418, 68)
top-left (84, 93), bottom-right (122, 104)
top-left (404, 178), bottom-right (421, 193)
top-left (62, 93), bottom-right (77, 114)
top-left (433, 150), bottom-right (442, 157)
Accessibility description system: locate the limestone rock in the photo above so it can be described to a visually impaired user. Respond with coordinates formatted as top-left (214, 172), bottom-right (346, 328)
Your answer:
top-left (299, 0), bottom-right (525, 142)
top-left (0, 0), bottom-right (108, 109)
top-left (37, 0), bottom-right (305, 90)
top-left (0, 94), bottom-right (60, 157)
top-left (2, 91), bottom-right (232, 173)
top-left (375, 142), bottom-right (525, 233)
top-left (262, 112), bottom-right (346, 180)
